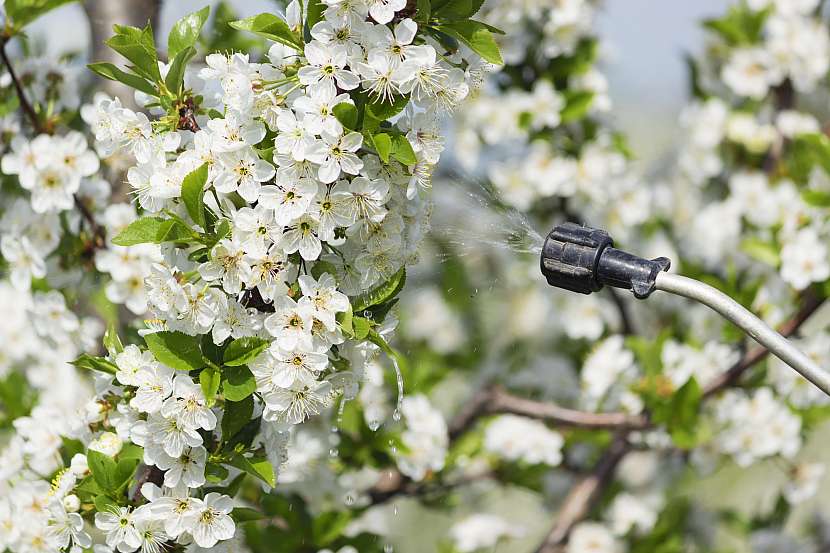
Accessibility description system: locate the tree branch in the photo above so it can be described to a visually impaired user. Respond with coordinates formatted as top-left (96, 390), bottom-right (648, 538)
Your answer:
top-left (702, 290), bottom-right (824, 397)
top-left (1, 35), bottom-right (106, 247)
top-left (535, 432), bottom-right (631, 553)
top-left (533, 291), bottom-right (825, 549)
top-left (0, 37), bottom-right (41, 132)
top-left (488, 386), bottom-right (649, 430)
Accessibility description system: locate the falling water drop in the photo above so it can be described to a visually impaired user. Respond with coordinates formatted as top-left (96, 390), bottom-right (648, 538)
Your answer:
top-left (390, 355), bottom-right (404, 422)
top-left (384, 545), bottom-right (394, 553)
top-left (388, 439), bottom-right (397, 456)
top-left (329, 447), bottom-right (339, 457)
top-left (344, 494), bottom-right (354, 506)
top-left (368, 419), bottom-right (381, 431)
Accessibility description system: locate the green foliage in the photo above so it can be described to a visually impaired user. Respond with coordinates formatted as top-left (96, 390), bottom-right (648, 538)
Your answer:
top-left (111, 216), bottom-right (193, 246)
top-left (144, 331), bottom-right (205, 372)
top-left (168, 6), bottom-right (210, 59)
top-left (0, 371), bottom-right (37, 427)
top-left (103, 324), bottom-right (124, 357)
top-left (71, 353), bottom-right (118, 375)
top-left (432, 20), bottom-right (504, 65)
top-left (181, 163), bottom-right (209, 229)
top-left (222, 365), bottom-right (257, 401)
top-left (200, 366), bottom-right (221, 406)
top-left (105, 23), bottom-right (162, 83)
top-left (702, 4), bottom-right (770, 46)
top-left (223, 337), bottom-right (270, 367)
top-left (164, 46), bottom-right (197, 94)
top-left (227, 453), bottom-right (275, 487)
top-left (87, 62), bottom-right (157, 96)
top-left (629, 499), bottom-right (692, 553)
top-left (352, 267), bottom-right (406, 313)
top-left (87, 449), bottom-right (138, 495)
top-left (740, 237), bottom-right (780, 267)
top-left (229, 13), bottom-right (303, 50)
top-left (333, 102), bottom-right (358, 130)
top-left (787, 133), bottom-right (830, 184)
top-left (560, 91), bottom-right (594, 123)
top-left (3, 0), bottom-right (77, 31)
top-left (222, 396), bottom-right (254, 440)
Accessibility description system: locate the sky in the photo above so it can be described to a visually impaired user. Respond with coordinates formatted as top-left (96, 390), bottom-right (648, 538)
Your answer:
top-left (29, 0), bottom-right (726, 163)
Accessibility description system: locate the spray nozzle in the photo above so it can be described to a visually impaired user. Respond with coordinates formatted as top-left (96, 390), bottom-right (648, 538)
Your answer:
top-left (540, 222), bottom-right (671, 299)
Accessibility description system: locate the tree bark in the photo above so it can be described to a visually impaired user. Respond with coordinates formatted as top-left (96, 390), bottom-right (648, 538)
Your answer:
top-left (82, 0), bottom-right (162, 105)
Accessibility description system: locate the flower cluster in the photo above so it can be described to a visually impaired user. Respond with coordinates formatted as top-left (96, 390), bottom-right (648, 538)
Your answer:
top-left (0, 0), bottom-right (500, 550)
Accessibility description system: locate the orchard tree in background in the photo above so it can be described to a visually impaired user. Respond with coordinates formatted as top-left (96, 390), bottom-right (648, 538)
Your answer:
top-left (3, 1), bottom-right (830, 553)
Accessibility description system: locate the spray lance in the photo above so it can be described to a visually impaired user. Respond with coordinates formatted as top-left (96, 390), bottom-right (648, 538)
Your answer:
top-left (539, 222), bottom-right (830, 396)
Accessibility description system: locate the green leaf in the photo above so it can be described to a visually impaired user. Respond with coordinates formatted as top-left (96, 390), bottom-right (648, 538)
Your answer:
top-left (667, 378), bottom-right (703, 449)
top-left (311, 260), bottom-right (338, 280)
top-left (168, 6), bottom-right (210, 59)
top-left (116, 458), bottom-right (139, 491)
top-left (223, 337), bottom-right (270, 367)
top-left (365, 94), bottom-right (409, 121)
top-left (164, 45), bottom-right (197, 94)
top-left (336, 307), bottom-right (354, 338)
top-left (560, 91), bottom-right (594, 123)
top-left (433, 0), bottom-right (478, 19)
top-left (433, 20), bottom-right (503, 65)
top-left (415, 0), bottom-right (432, 24)
top-left (87, 449), bottom-right (119, 492)
top-left (205, 462), bottom-right (230, 482)
top-left (144, 331), bottom-right (204, 372)
top-left (352, 316), bottom-right (372, 340)
top-left (229, 13), bottom-right (303, 50)
top-left (93, 494), bottom-right (120, 513)
top-left (332, 102), bottom-right (358, 130)
top-left (702, 5), bottom-right (770, 46)
top-left (372, 133), bottom-right (392, 163)
top-left (231, 507), bottom-right (266, 522)
top-left (352, 267), bottom-right (406, 312)
top-left (306, 0), bottom-right (326, 29)
top-left (391, 134), bottom-right (417, 165)
top-left (222, 396), bottom-right (254, 440)
top-left (740, 238), bottom-right (780, 267)
top-left (87, 62), bottom-right (158, 96)
top-left (802, 188), bottom-right (830, 207)
top-left (71, 354), bottom-right (117, 375)
top-left (228, 454), bottom-right (276, 487)
top-left (200, 366), bottom-right (221, 406)
top-left (112, 216), bottom-right (193, 246)
top-left (181, 163), bottom-right (209, 228)
top-left (106, 23), bottom-right (162, 83)
top-left (4, 0), bottom-right (77, 30)
top-left (118, 444), bottom-right (144, 461)
top-left (103, 324), bottom-right (124, 357)
top-left (222, 365), bottom-right (257, 401)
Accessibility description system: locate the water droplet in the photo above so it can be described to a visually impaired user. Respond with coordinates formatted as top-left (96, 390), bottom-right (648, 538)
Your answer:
top-left (390, 355), bottom-right (404, 422)
top-left (384, 545), bottom-right (394, 553)
top-left (344, 494), bottom-right (354, 506)
top-left (393, 505), bottom-right (398, 516)
top-left (329, 448), bottom-right (339, 457)
top-left (368, 419), bottom-right (381, 431)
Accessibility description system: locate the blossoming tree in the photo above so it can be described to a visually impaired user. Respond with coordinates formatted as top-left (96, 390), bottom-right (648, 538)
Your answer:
top-left (4, 0), bottom-right (830, 552)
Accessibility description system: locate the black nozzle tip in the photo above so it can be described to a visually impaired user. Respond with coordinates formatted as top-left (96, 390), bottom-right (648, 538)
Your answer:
top-left (540, 222), bottom-right (671, 299)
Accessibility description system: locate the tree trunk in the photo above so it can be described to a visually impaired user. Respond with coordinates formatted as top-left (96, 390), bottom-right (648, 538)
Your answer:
top-left (82, 0), bottom-right (163, 105)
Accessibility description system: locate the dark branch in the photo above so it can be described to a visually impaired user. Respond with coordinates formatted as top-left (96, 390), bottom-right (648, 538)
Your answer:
top-left (0, 37), bottom-right (41, 132)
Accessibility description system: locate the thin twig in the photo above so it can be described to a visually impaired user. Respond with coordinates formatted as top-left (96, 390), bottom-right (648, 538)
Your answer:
top-left (0, 37), bottom-right (40, 132)
top-left (489, 386), bottom-right (649, 430)
top-left (1, 35), bottom-right (106, 247)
